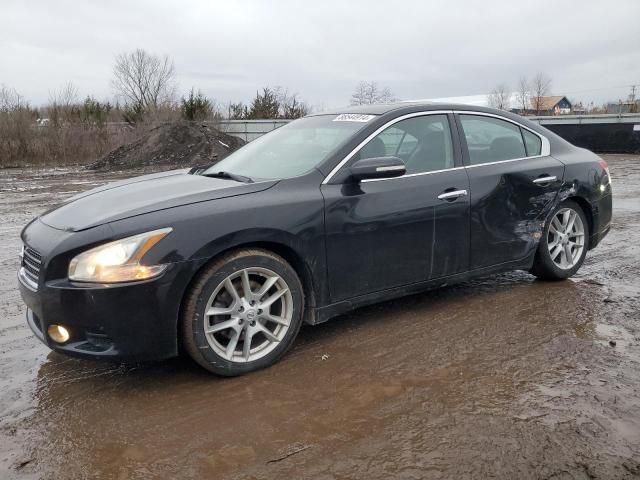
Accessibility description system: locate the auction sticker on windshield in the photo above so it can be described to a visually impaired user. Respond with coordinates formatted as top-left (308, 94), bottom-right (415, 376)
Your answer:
top-left (333, 114), bottom-right (376, 122)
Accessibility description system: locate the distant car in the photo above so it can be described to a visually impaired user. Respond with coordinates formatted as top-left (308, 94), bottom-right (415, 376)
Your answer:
top-left (18, 103), bottom-right (612, 375)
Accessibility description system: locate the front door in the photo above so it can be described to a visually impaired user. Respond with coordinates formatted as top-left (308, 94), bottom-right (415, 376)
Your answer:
top-left (456, 113), bottom-right (565, 269)
top-left (321, 113), bottom-right (470, 302)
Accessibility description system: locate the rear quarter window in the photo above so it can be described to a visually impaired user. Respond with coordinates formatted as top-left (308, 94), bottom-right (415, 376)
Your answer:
top-left (522, 129), bottom-right (542, 156)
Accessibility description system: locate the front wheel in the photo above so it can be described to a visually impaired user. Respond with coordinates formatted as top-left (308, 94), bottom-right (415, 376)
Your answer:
top-left (182, 248), bottom-right (304, 376)
top-left (531, 199), bottom-right (589, 280)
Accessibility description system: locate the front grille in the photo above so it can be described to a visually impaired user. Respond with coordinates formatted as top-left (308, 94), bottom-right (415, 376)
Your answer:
top-left (22, 245), bottom-right (42, 285)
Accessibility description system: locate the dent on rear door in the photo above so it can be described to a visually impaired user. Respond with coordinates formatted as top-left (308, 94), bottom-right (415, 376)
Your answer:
top-left (466, 156), bottom-right (565, 269)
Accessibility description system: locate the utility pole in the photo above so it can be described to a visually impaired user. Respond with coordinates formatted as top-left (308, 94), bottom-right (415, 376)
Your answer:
top-left (630, 85), bottom-right (638, 113)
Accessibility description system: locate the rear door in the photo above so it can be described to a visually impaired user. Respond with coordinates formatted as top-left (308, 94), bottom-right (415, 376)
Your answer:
top-left (455, 113), bottom-right (564, 269)
top-left (321, 113), bottom-right (470, 302)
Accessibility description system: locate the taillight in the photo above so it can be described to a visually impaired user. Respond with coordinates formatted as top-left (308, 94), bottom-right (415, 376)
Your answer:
top-left (599, 158), bottom-right (611, 190)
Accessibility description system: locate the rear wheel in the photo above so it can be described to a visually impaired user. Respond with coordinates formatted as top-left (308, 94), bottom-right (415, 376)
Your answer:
top-left (182, 249), bottom-right (304, 376)
top-left (531, 199), bottom-right (589, 280)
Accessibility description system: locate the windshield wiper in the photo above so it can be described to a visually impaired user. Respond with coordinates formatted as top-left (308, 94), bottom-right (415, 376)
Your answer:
top-left (202, 171), bottom-right (254, 183)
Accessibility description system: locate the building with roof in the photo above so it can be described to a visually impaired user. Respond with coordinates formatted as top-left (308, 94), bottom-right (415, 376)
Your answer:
top-left (512, 96), bottom-right (572, 116)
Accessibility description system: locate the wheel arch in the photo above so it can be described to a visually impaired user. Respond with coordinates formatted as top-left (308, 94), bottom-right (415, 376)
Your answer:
top-left (242, 240), bottom-right (318, 312)
top-left (565, 195), bottom-right (594, 241)
top-left (178, 237), bottom-right (319, 343)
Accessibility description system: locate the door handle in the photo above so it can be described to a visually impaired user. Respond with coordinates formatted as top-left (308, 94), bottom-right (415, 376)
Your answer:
top-left (437, 189), bottom-right (468, 201)
top-left (533, 175), bottom-right (557, 184)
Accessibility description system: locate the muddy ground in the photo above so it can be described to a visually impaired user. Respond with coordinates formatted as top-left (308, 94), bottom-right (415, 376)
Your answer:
top-left (0, 156), bottom-right (639, 479)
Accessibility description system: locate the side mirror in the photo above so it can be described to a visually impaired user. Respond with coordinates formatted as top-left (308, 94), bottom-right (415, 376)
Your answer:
top-left (349, 156), bottom-right (406, 182)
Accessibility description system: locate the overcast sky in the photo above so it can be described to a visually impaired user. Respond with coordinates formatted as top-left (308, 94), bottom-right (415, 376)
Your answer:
top-left (2, 0), bottom-right (639, 109)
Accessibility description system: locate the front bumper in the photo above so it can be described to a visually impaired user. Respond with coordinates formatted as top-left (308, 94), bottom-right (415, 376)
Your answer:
top-left (18, 262), bottom-right (199, 362)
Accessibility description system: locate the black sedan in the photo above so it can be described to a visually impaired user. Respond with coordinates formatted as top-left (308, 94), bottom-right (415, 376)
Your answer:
top-left (18, 103), bottom-right (612, 375)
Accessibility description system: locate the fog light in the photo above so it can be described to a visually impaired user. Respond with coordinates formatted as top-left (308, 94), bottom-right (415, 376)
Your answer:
top-left (48, 325), bottom-right (70, 343)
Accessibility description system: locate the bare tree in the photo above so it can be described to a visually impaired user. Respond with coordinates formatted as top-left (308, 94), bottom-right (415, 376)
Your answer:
top-left (50, 81), bottom-right (78, 107)
top-left (0, 84), bottom-right (27, 112)
top-left (0, 85), bottom-right (36, 165)
top-left (379, 86), bottom-right (396, 103)
top-left (273, 86), bottom-right (310, 118)
top-left (44, 82), bottom-right (81, 163)
top-left (47, 81), bottom-right (79, 127)
top-left (516, 77), bottom-right (530, 114)
top-left (112, 49), bottom-right (176, 111)
top-left (530, 73), bottom-right (552, 116)
top-left (487, 83), bottom-right (511, 111)
top-left (350, 81), bottom-right (396, 105)
top-left (350, 82), bottom-right (368, 105)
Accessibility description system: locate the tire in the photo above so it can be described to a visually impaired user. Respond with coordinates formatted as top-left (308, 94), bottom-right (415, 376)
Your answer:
top-left (530, 199), bottom-right (589, 280)
top-left (182, 248), bottom-right (304, 376)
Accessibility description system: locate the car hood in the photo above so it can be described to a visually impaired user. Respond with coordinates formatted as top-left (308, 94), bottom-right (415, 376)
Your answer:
top-left (39, 169), bottom-right (278, 232)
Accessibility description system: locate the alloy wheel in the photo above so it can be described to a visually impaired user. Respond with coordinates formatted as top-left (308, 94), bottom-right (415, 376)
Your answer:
top-left (547, 207), bottom-right (585, 270)
top-left (203, 267), bottom-right (293, 363)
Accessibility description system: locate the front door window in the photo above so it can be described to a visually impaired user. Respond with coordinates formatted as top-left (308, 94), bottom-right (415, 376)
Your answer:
top-left (356, 115), bottom-right (455, 174)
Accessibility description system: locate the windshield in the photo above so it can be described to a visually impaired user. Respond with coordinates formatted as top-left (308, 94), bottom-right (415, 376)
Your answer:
top-left (206, 115), bottom-right (373, 180)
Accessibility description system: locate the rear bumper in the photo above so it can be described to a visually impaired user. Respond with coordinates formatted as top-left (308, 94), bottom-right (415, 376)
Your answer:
top-left (590, 223), bottom-right (611, 250)
top-left (18, 261), bottom-right (199, 362)
top-left (589, 192), bottom-right (612, 249)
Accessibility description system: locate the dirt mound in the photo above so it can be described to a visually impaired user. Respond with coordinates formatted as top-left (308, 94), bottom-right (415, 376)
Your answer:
top-left (88, 122), bottom-right (246, 171)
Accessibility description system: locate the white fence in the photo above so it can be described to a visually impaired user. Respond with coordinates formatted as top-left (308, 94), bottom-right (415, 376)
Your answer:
top-left (214, 120), bottom-right (291, 142)
top-left (527, 113), bottom-right (640, 126)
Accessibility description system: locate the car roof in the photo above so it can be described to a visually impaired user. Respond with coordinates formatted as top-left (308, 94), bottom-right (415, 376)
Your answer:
top-left (309, 101), bottom-right (506, 116)
top-left (308, 101), bottom-right (555, 136)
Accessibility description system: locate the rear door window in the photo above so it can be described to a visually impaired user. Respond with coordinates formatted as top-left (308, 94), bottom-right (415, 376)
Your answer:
top-left (459, 115), bottom-right (526, 165)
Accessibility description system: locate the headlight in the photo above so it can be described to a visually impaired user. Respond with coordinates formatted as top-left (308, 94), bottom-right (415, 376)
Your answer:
top-left (68, 228), bottom-right (172, 283)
